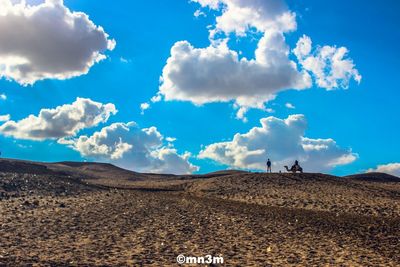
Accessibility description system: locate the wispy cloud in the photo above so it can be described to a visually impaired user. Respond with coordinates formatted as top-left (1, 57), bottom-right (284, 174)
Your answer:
top-left (0, 114), bottom-right (10, 122)
top-left (285, 103), bottom-right (295, 109)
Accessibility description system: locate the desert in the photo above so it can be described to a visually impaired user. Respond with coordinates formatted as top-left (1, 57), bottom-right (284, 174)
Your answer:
top-left (0, 158), bottom-right (399, 266)
top-left (1, 0), bottom-right (399, 266)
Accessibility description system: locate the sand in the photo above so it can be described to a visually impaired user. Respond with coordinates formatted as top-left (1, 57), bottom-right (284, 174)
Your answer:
top-left (0, 160), bottom-right (399, 266)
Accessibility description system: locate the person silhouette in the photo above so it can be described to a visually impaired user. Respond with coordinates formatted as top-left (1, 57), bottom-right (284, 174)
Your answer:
top-left (266, 158), bottom-right (272, 173)
top-left (294, 160), bottom-right (300, 171)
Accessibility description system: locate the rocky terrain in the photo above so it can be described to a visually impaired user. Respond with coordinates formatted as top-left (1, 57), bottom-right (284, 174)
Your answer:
top-left (0, 158), bottom-right (399, 266)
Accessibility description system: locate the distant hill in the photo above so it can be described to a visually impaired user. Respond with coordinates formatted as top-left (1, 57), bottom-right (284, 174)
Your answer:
top-left (0, 158), bottom-right (147, 182)
top-left (0, 158), bottom-right (54, 175)
top-left (345, 172), bottom-right (400, 182)
top-left (48, 161), bottom-right (147, 181)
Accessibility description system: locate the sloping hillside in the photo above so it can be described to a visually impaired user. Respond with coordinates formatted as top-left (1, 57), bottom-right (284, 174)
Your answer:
top-left (0, 158), bottom-right (54, 175)
top-left (182, 172), bottom-right (400, 217)
top-left (345, 172), bottom-right (400, 182)
top-left (48, 161), bottom-right (147, 181)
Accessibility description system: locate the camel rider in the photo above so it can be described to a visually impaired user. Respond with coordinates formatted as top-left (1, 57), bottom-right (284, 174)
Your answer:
top-left (294, 160), bottom-right (300, 171)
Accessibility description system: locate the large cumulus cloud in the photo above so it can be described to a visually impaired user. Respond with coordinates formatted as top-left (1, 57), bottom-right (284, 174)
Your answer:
top-left (158, 34), bottom-right (311, 115)
top-left (152, 0), bottom-right (361, 120)
top-left (0, 0), bottom-right (115, 85)
top-left (199, 114), bottom-right (357, 172)
top-left (59, 122), bottom-right (199, 174)
top-left (0, 97), bottom-right (117, 140)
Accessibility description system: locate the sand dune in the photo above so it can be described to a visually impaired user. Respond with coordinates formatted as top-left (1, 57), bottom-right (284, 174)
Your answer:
top-left (0, 159), bottom-right (399, 266)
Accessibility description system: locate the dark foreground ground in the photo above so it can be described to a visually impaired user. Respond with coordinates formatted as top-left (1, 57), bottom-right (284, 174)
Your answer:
top-left (0, 159), bottom-right (399, 266)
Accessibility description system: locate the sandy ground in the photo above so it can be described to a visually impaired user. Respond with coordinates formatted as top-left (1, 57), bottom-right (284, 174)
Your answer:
top-left (1, 169), bottom-right (400, 266)
top-left (184, 173), bottom-right (400, 218)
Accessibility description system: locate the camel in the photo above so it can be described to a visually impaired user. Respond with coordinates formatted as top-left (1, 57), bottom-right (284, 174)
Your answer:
top-left (284, 165), bottom-right (303, 173)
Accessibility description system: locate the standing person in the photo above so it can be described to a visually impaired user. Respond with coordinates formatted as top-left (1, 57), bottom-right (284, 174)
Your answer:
top-left (266, 158), bottom-right (272, 173)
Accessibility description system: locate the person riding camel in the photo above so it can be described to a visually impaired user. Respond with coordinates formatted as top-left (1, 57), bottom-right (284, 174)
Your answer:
top-left (284, 160), bottom-right (303, 173)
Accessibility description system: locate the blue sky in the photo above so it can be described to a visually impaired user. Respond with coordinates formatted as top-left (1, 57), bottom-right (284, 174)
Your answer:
top-left (0, 0), bottom-right (399, 176)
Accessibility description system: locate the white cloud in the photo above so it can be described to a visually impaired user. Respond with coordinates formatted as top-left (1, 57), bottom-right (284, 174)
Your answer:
top-left (285, 102), bottom-right (295, 109)
top-left (140, 102), bottom-right (150, 114)
top-left (60, 122), bottom-right (199, 174)
top-left (193, 0), bottom-right (220, 10)
top-left (0, 93), bottom-right (6, 100)
top-left (166, 137), bottom-right (176, 142)
top-left (158, 35), bottom-right (311, 116)
top-left (0, 97), bottom-right (117, 140)
top-left (150, 94), bottom-right (162, 103)
top-left (120, 57), bottom-right (131, 64)
top-left (0, 0), bottom-right (115, 85)
top-left (193, 0), bottom-right (296, 36)
top-left (199, 114), bottom-right (357, 172)
top-left (367, 163), bottom-right (400, 177)
top-left (0, 114), bottom-right (10, 122)
top-left (294, 35), bottom-right (361, 89)
top-left (194, 9), bottom-right (206, 18)
top-left (153, 0), bottom-right (360, 120)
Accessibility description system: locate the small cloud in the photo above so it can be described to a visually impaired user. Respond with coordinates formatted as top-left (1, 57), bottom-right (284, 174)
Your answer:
top-left (235, 106), bottom-right (248, 122)
top-left (0, 114), bottom-right (10, 122)
top-left (151, 94), bottom-right (162, 103)
top-left (266, 108), bottom-right (275, 113)
top-left (194, 9), bottom-right (206, 18)
top-left (120, 57), bottom-right (131, 64)
top-left (0, 94), bottom-right (6, 101)
top-left (166, 137), bottom-right (177, 142)
top-left (140, 102), bottom-right (150, 114)
top-left (17, 143), bottom-right (32, 149)
top-left (285, 102), bottom-right (295, 109)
